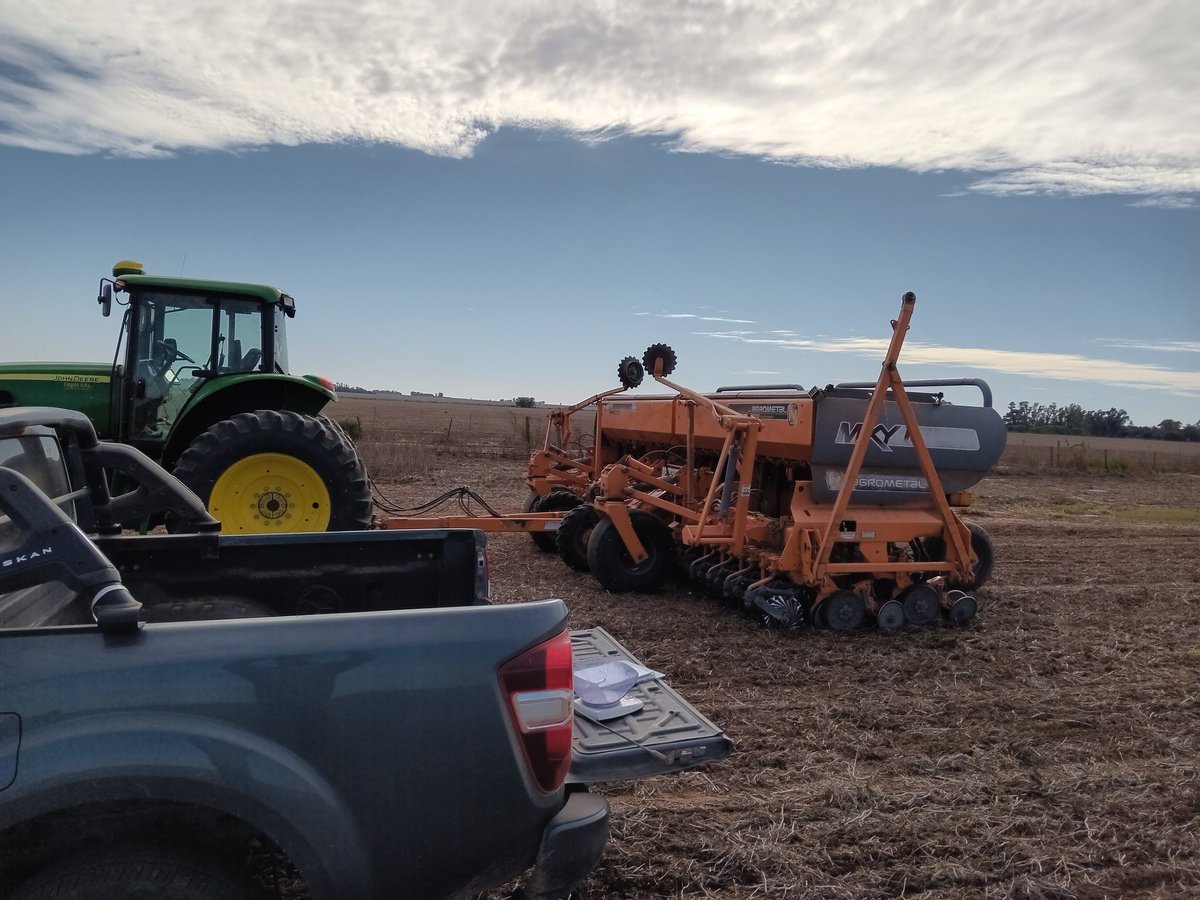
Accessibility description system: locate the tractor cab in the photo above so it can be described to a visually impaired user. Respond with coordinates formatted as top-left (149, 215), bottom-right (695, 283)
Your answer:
top-left (100, 261), bottom-right (296, 453)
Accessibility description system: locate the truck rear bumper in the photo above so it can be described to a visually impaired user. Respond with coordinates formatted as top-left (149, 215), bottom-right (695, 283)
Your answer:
top-left (522, 790), bottom-right (610, 899)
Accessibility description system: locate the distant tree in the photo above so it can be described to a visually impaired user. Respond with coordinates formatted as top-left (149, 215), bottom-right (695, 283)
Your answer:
top-left (1004, 401), bottom-right (1032, 432)
top-left (1155, 419), bottom-right (1184, 441)
top-left (513, 396), bottom-right (536, 408)
top-left (1006, 401), bottom-right (1133, 438)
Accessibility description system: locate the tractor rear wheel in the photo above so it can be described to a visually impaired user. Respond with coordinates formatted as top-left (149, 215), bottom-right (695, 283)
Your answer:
top-left (586, 511), bottom-right (675, 593)
top-left (529, 490), bottom-right (581, 552)
top-left (171, 411), bottom-right (372, 534)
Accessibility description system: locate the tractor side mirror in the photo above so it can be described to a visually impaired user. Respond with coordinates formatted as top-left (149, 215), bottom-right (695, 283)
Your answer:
top-left (98, 282), bottom-right (112, 317)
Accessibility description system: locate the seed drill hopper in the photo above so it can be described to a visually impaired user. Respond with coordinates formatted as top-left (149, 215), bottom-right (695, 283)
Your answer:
top-left (569, 292), bottom-right (1006, 632)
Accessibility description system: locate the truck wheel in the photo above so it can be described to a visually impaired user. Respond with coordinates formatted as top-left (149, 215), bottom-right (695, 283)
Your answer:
top-left (529, 491), bottom-right (581, 552)
top-left (10, 847), bottom-right (262, 899)
top-left (171, 411), bottom-right (372, 534)
top-left (557, 504), bottom-right (599, 571)
top-left (586, 511), bottom-right (675, 593)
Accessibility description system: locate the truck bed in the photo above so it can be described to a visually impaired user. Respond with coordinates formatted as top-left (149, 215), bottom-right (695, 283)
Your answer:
top-left (96, 528), bottom-right (489, 618)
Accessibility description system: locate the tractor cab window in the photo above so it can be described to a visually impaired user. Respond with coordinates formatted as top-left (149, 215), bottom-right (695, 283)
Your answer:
top-left (130, 293), bottom-right (214, 438)
top-left (219, 299), bottom-right (266, 374)
top-left (273, 306), bottom-right (289, 374)
top-left (127, 290), bottom-right (273, 439)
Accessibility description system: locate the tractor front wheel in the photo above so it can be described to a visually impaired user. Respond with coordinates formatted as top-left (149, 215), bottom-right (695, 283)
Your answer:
top-left (171, 411), bottom-right (372, 534)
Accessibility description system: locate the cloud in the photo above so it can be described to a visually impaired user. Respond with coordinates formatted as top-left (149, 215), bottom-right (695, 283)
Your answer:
top-left (1130, 196), bottom-right (1197, 210)
top-left (1098, 339), bottom-right (1200, 354)
top-left (0, 1), bottom-right (1196, 199)
top-left (698, 332), bottom-right (1200, 397)
top-left (640, 312), bottom-right (756, 324)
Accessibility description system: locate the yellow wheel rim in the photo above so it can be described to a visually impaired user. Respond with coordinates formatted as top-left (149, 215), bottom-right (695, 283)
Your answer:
top-left (208, 452), bottom-right (332, 533)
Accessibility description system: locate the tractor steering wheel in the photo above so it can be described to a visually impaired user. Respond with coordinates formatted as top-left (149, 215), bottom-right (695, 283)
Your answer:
top-left (152, 340), bottom-right (196, 375)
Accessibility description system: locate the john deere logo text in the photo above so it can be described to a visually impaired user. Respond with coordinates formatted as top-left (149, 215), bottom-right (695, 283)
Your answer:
top-left (835, 421), bottom-right (905, 452)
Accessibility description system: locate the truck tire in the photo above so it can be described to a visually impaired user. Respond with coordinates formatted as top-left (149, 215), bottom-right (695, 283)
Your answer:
top-left (10, 847), bottom-right (262, 900)
top-left (586, 511), bottom-right (675, 593)
top-left (171, 411), bottom-right (372, 534)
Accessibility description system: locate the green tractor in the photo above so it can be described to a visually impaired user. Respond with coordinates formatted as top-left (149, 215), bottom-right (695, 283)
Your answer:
top-left (0, 260), bottom-right (372, 533)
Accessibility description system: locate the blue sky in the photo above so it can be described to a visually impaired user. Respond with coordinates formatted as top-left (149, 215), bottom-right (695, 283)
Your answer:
top-left (1, 1), bottom-right (1196, 427)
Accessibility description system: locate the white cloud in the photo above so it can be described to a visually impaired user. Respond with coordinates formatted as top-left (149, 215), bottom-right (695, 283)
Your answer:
top-left (1099, 339), bottom-right (1200, 353)
top-left (0, 1), bottom-right (1196, 198)
top-left (699, 332), bottom-right (1200, 397)
top-left (1130, 196), bottom-right (1197, 210)
top-left (644, 312), bottom-right (756, 324)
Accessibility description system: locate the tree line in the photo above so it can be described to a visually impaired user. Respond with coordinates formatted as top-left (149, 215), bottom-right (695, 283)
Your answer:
top-left (1004, 401), bottom-right (1200, 442)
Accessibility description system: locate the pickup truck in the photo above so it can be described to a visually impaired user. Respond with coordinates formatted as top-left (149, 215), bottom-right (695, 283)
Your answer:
top-left (0, 408), bottom-right (730, 900)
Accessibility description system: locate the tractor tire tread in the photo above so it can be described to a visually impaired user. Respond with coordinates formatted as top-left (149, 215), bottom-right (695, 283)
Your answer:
top-left (170, 410), bottom-right (372, 533)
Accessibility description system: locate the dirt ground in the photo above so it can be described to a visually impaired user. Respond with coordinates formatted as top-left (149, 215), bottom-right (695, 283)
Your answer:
top-left (375, 461), bottom-right (1200, 900)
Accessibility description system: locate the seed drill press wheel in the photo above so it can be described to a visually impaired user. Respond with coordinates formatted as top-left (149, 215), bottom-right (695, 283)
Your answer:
top-left (901, 584), bottom-right (940, 627)
top-left (820, 589), bottom-right (865, 633)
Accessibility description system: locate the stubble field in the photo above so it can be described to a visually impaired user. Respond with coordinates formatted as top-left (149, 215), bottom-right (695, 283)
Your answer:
top-left (342, 395), bottom-right (1200, 899)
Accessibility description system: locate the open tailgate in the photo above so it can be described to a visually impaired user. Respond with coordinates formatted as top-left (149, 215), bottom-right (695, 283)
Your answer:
top-left (568, 627), bottom-right (731, 783)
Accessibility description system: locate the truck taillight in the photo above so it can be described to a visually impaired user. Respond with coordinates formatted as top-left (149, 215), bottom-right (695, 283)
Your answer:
top-left (477, 547), bottom-right (491, 603)
top-left (499, 630), bottom-right (574, 793)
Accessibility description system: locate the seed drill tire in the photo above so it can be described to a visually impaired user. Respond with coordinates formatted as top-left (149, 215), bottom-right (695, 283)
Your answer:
top-left (557, 504), bottom-right (600, 571)
top-left (586, 510), bottom-right (676, 593)
top-left (529, 490), bottom-right (582, 552)
top-left (922, 522), bottom-right (995, 591)
top-left (171, 410), bottom-right (372, 534)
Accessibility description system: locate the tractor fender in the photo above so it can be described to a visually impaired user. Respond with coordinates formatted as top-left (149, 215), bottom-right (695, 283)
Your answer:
top-left (0, 710), bottom-right (373, 899)
top-left (164, 374), bottom-right (337, 468)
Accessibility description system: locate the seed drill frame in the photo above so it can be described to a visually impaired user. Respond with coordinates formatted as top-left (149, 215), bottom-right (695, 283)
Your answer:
top-left (580, 292), bottom-right (1001, 631)
top-left (376, 292), bottom-right (1001, 632)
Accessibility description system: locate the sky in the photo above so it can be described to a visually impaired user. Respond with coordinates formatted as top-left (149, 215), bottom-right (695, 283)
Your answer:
top-left (0, 0), bottom-right (1197, 428)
